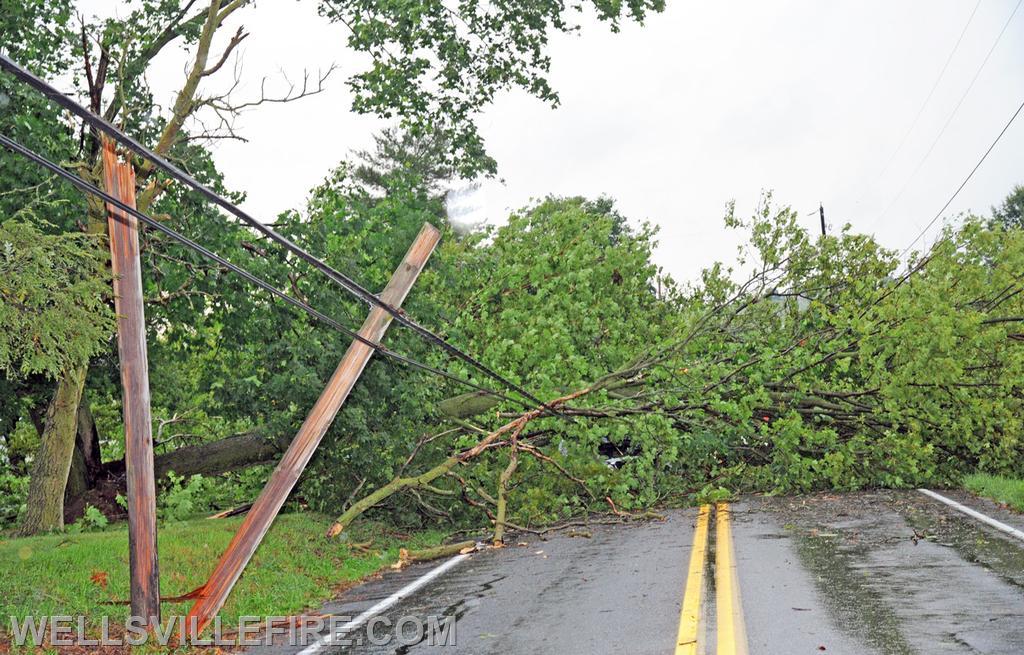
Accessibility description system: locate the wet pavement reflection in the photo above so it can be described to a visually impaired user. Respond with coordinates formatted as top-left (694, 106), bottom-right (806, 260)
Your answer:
top-left (248, 491), bottom-right (1024, 655)
top-left (736, 491), bottom-right (1024, 654)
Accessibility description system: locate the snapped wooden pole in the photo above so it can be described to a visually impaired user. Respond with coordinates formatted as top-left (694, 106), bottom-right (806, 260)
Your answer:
top-left (185, 223), bottom-right (441, 637)
top-left (101, 142), bottom-right (161, 627)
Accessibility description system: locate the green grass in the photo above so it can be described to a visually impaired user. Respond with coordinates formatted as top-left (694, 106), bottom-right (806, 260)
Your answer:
top-left (963, 473), bottom-right (1024, 512)
top-left (0, 513), bottom-right (444, 649)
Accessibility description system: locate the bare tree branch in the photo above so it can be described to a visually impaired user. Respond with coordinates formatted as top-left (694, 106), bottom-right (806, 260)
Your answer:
top-left (202, 64), bottom-right (338, 114)
top-left (201, 26), bottom-right (248, 77)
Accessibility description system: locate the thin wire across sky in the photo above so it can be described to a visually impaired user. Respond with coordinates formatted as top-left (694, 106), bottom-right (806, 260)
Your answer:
top-left (871, 0), bottom-right (1023, 236)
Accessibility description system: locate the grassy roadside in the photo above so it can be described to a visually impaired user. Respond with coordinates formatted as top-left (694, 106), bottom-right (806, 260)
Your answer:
top-left (963, 473), bottom-right (1024, 512)
top-left (0, 512), bottom-right (444, 652)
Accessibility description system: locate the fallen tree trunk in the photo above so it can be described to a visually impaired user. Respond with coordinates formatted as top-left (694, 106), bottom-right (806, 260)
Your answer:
top-left (328, 386), bottom-right (595, 539)
top-left (398, 540), bottom-right (477, 564)
top-left (154, 431), bottom-right (280, 478)
top-left (207, 503), bottom-right (253, 519)
top-left (327, 454), bottom-right (464, 537)
top-left (65, 431), bottom-right (281, 524)
top-left (91, 388), bottom-right (492, 489)
top-left (438, 391), bottom-right (502, 419)
top-left (492, 444), bottom-right (519, 545)
top-left (96, 431), bottom-right (282, 481)
top-left (70, 385), bottom-right (495, 519)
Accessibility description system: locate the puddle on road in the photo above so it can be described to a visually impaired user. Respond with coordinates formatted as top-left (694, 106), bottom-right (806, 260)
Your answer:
top-left (331, 571), bottom-right (507, 654)
top-left (391, 574), bottom-right (506, 654)
top-left (790, 529), bottom-right (917, 655)
top-left (901, 505), bottom-right (1024, 590)
top-left (759, 491), bottom-right (1024, 655)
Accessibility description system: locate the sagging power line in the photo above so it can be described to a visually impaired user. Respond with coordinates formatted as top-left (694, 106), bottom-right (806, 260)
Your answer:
top-left (0, 53), bottom-right (560, 418)
top-left (0, 132), bottom-right (527, 409)
top-left (898, 93), bottom-right (1024, 260)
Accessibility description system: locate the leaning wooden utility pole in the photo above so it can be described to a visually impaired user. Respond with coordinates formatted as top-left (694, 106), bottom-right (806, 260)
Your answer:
top-left (185, 223), bottom-right (441, 637)
top-left (101, 141), bottom-right (161, 627)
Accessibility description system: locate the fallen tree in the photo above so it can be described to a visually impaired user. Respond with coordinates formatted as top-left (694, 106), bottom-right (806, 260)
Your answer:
top-left (324, 201), bottom-right (1024, 538)
top-left (48, 196), bottom-right (1024, 539)
top-left (89, 389), bottom-right (511, 488)
top-left (62, 390), bottom-right (513, 521)
top-left (154, 431), bottom-right (280, 478)
top-left (327, 385), bottom-right (599, 540)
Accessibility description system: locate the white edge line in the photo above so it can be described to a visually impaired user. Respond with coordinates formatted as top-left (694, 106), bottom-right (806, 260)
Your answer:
top-left (918, 488), bottom-right (1024, 543)
top-left (297, 552), bottom-right (471, 655)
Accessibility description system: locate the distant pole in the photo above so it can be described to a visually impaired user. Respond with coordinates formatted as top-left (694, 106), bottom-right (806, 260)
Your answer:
top-left (185, 223), bottom-right (441, 638)
top-left (819, 203), bottom-right (826, 237)
top-left (101, 141), bottom-right (161, 628)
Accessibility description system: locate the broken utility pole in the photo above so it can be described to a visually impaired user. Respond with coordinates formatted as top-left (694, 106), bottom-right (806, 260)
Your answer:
top-left (185, 223), bottom-right (441, 637)
top-left (101, 141), bottom-right (161, 628)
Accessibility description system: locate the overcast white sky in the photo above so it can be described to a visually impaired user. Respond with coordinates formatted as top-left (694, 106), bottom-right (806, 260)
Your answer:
top-left (93, 0), bottom-right (1024, 283)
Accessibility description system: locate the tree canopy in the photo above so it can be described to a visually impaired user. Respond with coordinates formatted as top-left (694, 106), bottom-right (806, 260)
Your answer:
top-left (318, 0), bottom-right (666, 176)
top-left (992, 184), bottom-right (1024, 229)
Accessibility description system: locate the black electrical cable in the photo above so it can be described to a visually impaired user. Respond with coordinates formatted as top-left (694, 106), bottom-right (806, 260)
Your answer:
top-left (0, 132), bottom-right (529, 409)
top-left (0, 54), bottom-right (561, 417)
top-left (899, 94), bottom-right (1024, 260)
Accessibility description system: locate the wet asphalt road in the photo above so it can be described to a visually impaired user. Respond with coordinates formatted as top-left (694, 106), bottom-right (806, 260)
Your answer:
top-left (250, 490), bottom-right (1024, 655)
top-left (734, 491), bottom-right (1024, 654)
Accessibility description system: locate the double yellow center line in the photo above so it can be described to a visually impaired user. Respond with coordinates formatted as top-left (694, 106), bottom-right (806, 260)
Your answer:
top-left (675, 503), bottom-right (748, 655)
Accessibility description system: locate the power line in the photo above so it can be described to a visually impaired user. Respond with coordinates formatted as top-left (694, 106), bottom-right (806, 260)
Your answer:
top-left (0, 54), bottom-right (560, 417)
top-left (898, 94), bottom-right (1024, 260)
top-left (872, 0), bottom-right (1023, 228)
top-left (0, 132), bottom-right (528, 409)
top-left (873, 0), bottom-right (983, 181)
